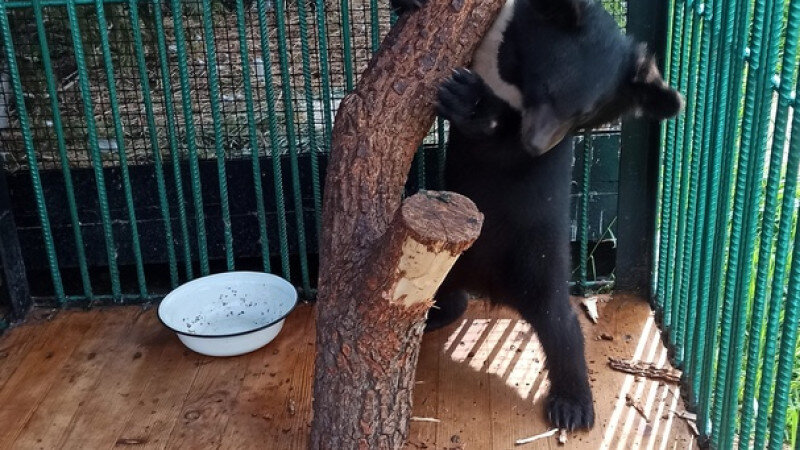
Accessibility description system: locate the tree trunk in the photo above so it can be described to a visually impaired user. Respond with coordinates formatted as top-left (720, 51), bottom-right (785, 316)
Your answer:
top-left (310, 0), bottom-right (503, 447)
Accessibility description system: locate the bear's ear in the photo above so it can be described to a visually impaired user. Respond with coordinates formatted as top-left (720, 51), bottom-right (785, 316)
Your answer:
top-left (529, 0), bottom-right (585, 29)
top-left (630, 44), bottom-right (684, 119)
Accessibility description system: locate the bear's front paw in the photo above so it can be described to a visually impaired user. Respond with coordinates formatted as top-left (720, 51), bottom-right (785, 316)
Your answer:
top-left (546, 387), bottom-right (595, 431)
top-left (437, 68), bottom-right (487, 126)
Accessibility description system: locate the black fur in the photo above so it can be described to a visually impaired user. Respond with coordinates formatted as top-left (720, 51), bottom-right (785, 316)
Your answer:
top-left (431, 0), bottom-right (682, 432)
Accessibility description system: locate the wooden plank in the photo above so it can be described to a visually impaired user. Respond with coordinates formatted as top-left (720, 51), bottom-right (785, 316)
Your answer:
top-left (112, 312), bottom-right (206, 450)
top-left (217, 304), bottom-right (313, 449)
top-left (164, 325), bottom-right (257, 448)
top-left (0, 310), bottom-right (95, 446)
top-left (12, 308), bottom-right (139, 449)
top-left (0, 309), bottom-right (61, 392)
top-left (435, 301), bottom-right (494, 448)
top-left (407, 316), bottom-right (443, 449)
top-left (56, 307), bottom-right (164, 449)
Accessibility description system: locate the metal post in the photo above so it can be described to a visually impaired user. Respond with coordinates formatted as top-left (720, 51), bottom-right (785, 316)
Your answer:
top-left (616, 0), bottom-right (669, 296)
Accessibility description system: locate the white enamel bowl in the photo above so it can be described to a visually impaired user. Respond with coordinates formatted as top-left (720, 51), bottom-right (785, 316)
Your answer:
top-left (157, 272), bottom-right (298, 357)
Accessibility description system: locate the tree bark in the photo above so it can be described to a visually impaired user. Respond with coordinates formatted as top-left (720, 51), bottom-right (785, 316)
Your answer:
top-left (310, 0), bottom-right (503, 447)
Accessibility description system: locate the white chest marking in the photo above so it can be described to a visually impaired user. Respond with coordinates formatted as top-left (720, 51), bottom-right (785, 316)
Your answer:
top-left (471, 0), bottom-right (524, 111)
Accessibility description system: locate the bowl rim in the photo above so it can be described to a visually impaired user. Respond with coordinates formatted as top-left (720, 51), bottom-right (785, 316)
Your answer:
top-left (157, 271), bottom-right (298, 339)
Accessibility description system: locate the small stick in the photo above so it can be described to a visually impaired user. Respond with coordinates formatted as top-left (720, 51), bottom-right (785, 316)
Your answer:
top-left (608, 357), bottom-right (682, 384)
top-left (626, 394), bottom-right (649, 422)
top-left (515, 428), bottom-right (558, 445)
top-left (410, 417), bottom-right (441, 423)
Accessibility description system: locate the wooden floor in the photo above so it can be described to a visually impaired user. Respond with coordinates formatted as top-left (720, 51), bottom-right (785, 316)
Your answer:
top-left (0, 295), bottom-right (696, 449)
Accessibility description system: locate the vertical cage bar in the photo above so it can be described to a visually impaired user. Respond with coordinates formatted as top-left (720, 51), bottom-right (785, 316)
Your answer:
top-left (578, 132), bottom-right (591, 294)
top-left (436, 117), bottom-right (446, 189)
top-left (671, 8), bottom-right (700, 362)
top-left (340, 0), bottom-right (354, 91)
top-left (31, 0), bottom-right (93, 300)
top-left (127, 0), bottom-right (179, 288)
top-left (689, 0), bottom-right (720, 400)
top-left (655, 0), bottom-right (682, 311)
top-left (65, 0), bottom-right (122, 298)
top-left (316, 0), bottom-right (334, 148)
top-left (170, 0), bottom-right (210, 276)
top-left (295, 0), bottom-right (323, 237)
top-left (233, 0), bottom-right (271, 272)
top-left (93, 0), bottom-right (148, 298)
top-left (753, 64), bottom-right (800, 450)
top-left (712, 0), bottom-right (770, 442)
top-left (153, 0), bottom-right (193, 280)
top-left (682, 2), bottom-right (711, 382)
top-left (255, 0), bottom-right (292, 279)
top-left (739, 0), bottom-right (797, 445)
top-left (273, 0), bottom-right (312, 292)
top-left (199, 0), bottom-right (235, 271)
top-left (698, 0), bottom-right (750, 436)
top-left (766, 218), bottom-right (800, 450)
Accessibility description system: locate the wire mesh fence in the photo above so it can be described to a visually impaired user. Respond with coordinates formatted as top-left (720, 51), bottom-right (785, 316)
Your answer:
top-left (655, 0), bottom-right (800, 447)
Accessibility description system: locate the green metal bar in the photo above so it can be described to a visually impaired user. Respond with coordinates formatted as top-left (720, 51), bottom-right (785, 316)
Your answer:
top-left (688, 0), bottom-right (720, 401)
top-left (93, 0), bottom-right (148, 299)
top-left (255, 0), bottom-right (292, 278)
top-left (578, 132), bottom-right (591, 294)
top-left (370, 0), bottom-right (379, 53)
top-left (0, 2), bottom-right (65, 301)
top-left (655, 0), bottom-right (682, 311)
top-left (273, 0), bottom-right (312, 292)
top-left (662, 0), bottom-right (689, 330)
top-left (415, 147), bottom-right (426, 190)
top-left (694, 0), bottom-right (738, 434)
top-left (714, 0), bottom-right (775, 442)
top-left (153, 0), bottom-right (193, 280)
top-left (199, 0), bottom-right (235, 271)
top-left (341, 0), bottom-right (354, 91)
top-left (671, 8), bottom-right (700, 364)
top-left (740, 0), bottom-right (798, 446)
top-left (30, 0), bottom-right (93, 300)
top-left (233, 0), bottom-right (271, 272)
top-left (682, 2), bottom-right (711, 384)
top-left (436, 117), bottom-right (446, 189)
top-left (295, 0), bottom-right (323, 238)
top-left (170, 0), bottom-right (210, 276)
top-left (753, 53), bottom-right (800, 450)
top-left (653, 0), bottom-right (678, 304)
top-left (127, 0), bottom-right (179, 288)
top-left (766, 203), bottom-right (800, 450)
top-left (315, 0), bottom-right (334, 149)
top-left (65, 0), bottom-right (122, 298)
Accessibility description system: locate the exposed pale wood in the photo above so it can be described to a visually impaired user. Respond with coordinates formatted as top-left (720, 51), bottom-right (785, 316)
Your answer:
top-left (13, 309), bottom-right (139, 449)
top-left (0, 297), bottom-right (696, 449)
top-left (0, 311), bottom-right (94, 445)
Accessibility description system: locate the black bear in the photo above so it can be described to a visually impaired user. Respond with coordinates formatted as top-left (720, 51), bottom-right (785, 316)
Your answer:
top-left (396, 0), bottom-right (682, 432)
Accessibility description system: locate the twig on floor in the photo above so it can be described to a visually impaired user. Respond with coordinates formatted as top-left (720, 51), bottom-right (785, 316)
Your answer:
top-left (581, 297), bottom-right (599, 323)
top-left (608, 357), bottom-right (681, 384)
top-left (626, 394), bottom-right (649, 421)
top-left (515, 428), bottom-right (558, 445)
top-left (410, 417), bottom-right (441, 423)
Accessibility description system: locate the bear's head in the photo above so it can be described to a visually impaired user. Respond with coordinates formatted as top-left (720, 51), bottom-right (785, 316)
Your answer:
top-left (497, 0), bottom-right (683, 155)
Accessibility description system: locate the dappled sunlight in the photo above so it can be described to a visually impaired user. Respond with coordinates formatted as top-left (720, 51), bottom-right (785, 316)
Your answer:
top-left (444, 318), bottom-right (547, 400)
